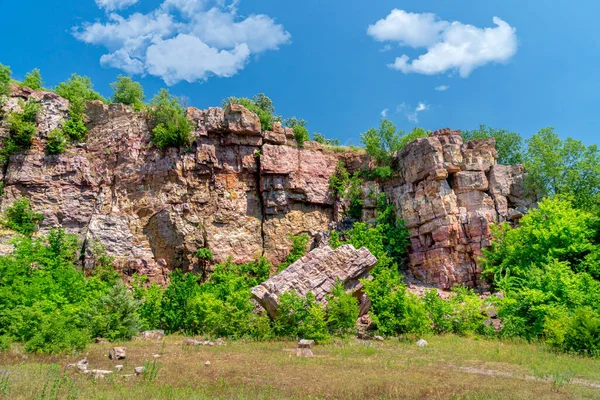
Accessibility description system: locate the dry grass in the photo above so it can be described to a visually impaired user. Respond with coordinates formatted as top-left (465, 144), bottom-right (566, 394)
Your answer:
top-left (1, 335), bottom-right (600, 399)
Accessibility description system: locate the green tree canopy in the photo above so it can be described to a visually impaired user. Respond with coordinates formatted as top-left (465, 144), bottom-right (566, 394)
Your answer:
top-left (0, 63), bottom-right (11, 98)
top-left (23, 69), bottom-right (43, 90)
top-left (110, 75), bottom-right (145, 110)
top-left (55, 74), bottom-right (106, 117)
top-left (149, 89), bottom-right (192, 148)
top-left (525, 127), bottom-right (600, 210)
top-left (462, 124), bottom-right (524, 165)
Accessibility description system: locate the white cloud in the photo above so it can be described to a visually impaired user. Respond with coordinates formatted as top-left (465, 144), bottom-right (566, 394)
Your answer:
top-left (381, 108), bottom-right (388, 118)
top-left (397, 102), bottom-right (429, 123)
top-left (369, 11), bottom-right (517, 77)
top-left (95, 0), bottom-right (139, 12)
top-left (435, 85), bottom-right (449, 91)
top-left (74, 0), bottom-right (290, 85)
top-left (146, 35), bottom-right (250, 85)
top-left (368, 9), bottom-right (449, 47)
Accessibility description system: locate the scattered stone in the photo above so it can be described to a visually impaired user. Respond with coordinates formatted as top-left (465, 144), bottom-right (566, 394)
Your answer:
top-left (183, 338), bottom-right (202, 346)
top-left (108, 347), bottom-right (126, 360)
top-left (484, 318), bottom-right (503, 331)
top-left (139, 330), bottom-right (165, 341)
top-left (67, 358), bottom-right (89, 372)
top-left (87, 369), bottom-right (113, 379)
top-left (94, 337), bottom-right (109, 344)
top-left (134, 366), bottom-right (145, 375)
top-left (416, 339), bottom-right (428, 347)
top-left (115, 365), bottom-right (124, 371)
top-left (295, 339), bottom-right (315, 357)
top-left (298, 339), bottom-right (315, 349)
top-left (215, 338), bottom-right (226, 346)
top-left (152, 353), bottom-right (161, 359)
top-left (204, 361), bottom-right (211, 367)
top-left (252, 245), bottom-right (378, 318)
top-left (485, 307), bottom-right (498, 318)
top-left (374, 335), bottom-right (385, 342)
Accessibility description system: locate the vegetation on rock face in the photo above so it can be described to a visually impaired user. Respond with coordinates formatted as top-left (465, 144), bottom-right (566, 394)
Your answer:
top-left (0, 100), bottom-right (40, 165)
top-left (0, 63), bottom-right (11, 99)
top-left (150, 89), bottom-right (193, 149)
top-left (276, 233), bottom-right (310, 272)
top-left (23, 68), bottom-right (43, 90)
top-left (110, 75), bottom-right (145, 111)
top-left (225, 93), bottom-right (279, 131)
top-left (46, 128), bottom-right (69, 155)
top-left (2, 198), bottom-right (44, 236)
top-left (284, 117), bottom-right (310, 147)
top-left (55, 74), bottom-right (106, 118)
top-left (462, 124), bottom-right (524, 165)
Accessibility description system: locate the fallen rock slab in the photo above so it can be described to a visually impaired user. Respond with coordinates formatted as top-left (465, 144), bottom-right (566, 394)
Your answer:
top-left (251, 244), bottom-right (378, 318)
top-left (139, 330), bottom-right (165, 341)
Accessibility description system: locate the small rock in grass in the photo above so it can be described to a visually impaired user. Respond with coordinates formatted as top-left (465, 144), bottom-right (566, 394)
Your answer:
top-left (298, 339), bottom-right (315, 349)
top-left (88, 369), bottom-right (113, 379)
top-left (95, 337), bottom-right (109, 344)
top-left (216, 338), bottom-right (225, 346)
top-left (115, 365), bottom-right (124, 371)
top-left (416, 339), bottom-right (428, 347)
top-left (374, 335), bottom-right (385, 341)
top-left (295, 348), bottom-right (314, 358)
top-left (204, 361), bottom-right (211, 367)
top-left (134, 366), bottom-right (145, 375)
top-left (183, 338), bottom-right (202, 346)
top-left (152, 353), bottom-right (161, 359)
top-left (139, 330), bottom-right (165, 341)
top-left (108, 347), bottom-right (126, 360)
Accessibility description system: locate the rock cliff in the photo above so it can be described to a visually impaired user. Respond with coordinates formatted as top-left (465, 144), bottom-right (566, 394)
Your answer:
top-left (0, 87), bottom-right (532, 288)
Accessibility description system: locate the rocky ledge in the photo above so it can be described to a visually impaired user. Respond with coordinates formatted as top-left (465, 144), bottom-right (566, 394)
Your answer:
top-left (0, 88), bottom-right (532, 288)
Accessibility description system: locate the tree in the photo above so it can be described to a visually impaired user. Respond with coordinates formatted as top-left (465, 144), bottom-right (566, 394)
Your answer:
top-left (525, 127), bottom-right (600, 210)
top-left (23, 69), bottom-right (43, 90)
top-left (462, 125), bottom-right (524, 165)
top-left (149, 89), bottom-right (193, 148)
top-left (0, 63), bottom-right (11, 98)
top-left (225, 93), bottom-right (279, 131)
top-left (55, 74), bottom-right (106, 118)
top-left (360, 119), bottom-right (402, 166)
top-left (110, 75), bottom-right (145, 110)
top-left (284, 117), bottom-right (310, 147)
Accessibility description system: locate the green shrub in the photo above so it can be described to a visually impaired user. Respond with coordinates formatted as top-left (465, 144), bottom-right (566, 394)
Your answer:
top-left (46, 128), bottom-right (68, 155)
top-left (196, 248), bottom-right (214, 261)
top-left (159, 270), bottom-right (199, 333)
top-left (3, 198), bottom-right (44, 236)
top-left (88, 282), bottom-right (141, 341)
top-left (326, 282), bottom-right (359, 336)
top-left (284, 117), bottom-right (309, 147)
top-left (424, 289), bottom-right (454, 334)
top-left (0, 63), bottom-right (11, 98)
top-left (62, 117), bottom-right (88, 142)
top-left (55, 74), bottom-right (105, 118)
top-left (313, 132), bottom-right (340, 146)
top-left (110, 75), bottom-right (145, 111)
top-left (277, 233), bottom-right (310, 272)
top-left (150, 89), bottom-right (193, 149)
top-left (274, 291), bottom-right (329, 341)
top-left (225, 94), bottom-right (278, 131)
top-left (329, 161), bottom-right (350, 197)
top-left (23, 68), bottom-right (43, 90)
top-left (132, 275), bottom-right (164, 331)
top-left (563, 307), bottom-right (600, 356)
top-left (482, 197), bottom-right (599, 283)
top-left (24, 312), bottom-right (90, 354)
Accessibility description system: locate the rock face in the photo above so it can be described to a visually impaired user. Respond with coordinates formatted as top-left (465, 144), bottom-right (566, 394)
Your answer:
top-left (387, 129), bottom-right (534, 288)
top-left (0, 88), bottom-right (531, 289)
top-left (251, 244), bottom-right (378, 318)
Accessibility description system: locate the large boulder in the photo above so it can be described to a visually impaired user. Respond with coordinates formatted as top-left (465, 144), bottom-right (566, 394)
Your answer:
top-left (251, 244), bottom-right (378, 318)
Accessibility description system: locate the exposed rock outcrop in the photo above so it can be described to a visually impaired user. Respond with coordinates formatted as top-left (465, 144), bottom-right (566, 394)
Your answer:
top-left (386, 128), bottom-right (534, 288)
top-left (0, 88), bottom-right (531, 289)
top-left (251, 244), bottom-right (378, 318)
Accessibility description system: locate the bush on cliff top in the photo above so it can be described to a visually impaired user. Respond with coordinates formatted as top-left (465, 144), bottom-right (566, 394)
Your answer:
top-left (0, 63), bottom-right (11, 99)
top-left (225, 93), bottom-right (279, 131)
top-left (23, 68), bottom-right (43, 91)
top-left (110, 75), bottom-right (145, 111)
top-left (150, 89), bottom-right (193, 149)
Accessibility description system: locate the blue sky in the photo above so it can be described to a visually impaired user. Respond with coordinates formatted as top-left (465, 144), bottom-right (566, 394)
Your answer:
top-left (1, 0), bottom-right (598, 146)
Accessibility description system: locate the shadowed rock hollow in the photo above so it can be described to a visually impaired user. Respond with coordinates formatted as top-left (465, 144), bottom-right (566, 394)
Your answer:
top-left (0, 87), bottom-right (532, 288)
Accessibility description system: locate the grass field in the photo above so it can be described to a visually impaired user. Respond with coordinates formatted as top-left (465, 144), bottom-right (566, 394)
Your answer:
top-left (1, 335), bottom-right (600, 399)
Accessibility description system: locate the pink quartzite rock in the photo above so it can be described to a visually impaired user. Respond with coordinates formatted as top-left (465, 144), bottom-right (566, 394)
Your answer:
top-left (251, 244), bottom-right (378, 318)
top-left (223, 103), bottom-right (261, 135)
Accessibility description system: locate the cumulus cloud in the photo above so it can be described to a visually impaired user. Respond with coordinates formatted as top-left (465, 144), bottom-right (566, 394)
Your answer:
top-left (74, 0), bottom-right (290, 85)
top-left (368, 11), bottom-right (517, 77)
top-left (435, 85), bottom-right (449, 91)
top-left (397, 102), bottom-right (429, 123)
top-left (95, 0), bottom-right (139, 12)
